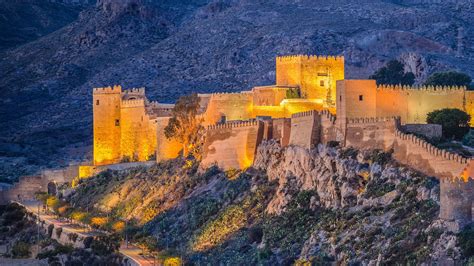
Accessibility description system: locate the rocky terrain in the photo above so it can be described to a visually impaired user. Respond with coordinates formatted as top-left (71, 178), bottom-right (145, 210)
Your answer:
top-left (1, 0), bottom-right (474, 181)
top-left (68, 142), bottom-right (474, 264)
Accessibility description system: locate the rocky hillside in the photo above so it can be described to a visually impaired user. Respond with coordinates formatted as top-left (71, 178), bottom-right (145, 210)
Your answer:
top-left (68, 142), bottom-right (474, 264)
top-left (1, 0), bottom-right (474, 181)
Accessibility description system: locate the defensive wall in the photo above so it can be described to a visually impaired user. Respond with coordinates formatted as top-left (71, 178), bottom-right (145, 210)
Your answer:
top-left (155, 117), bottom-right (182, 162)
top-left (344, 117), bottom-right (398, 150)
top-left (402, 124), bottom-right (442, 140)
top-left (376, 85), bottom-right (474, 125)
top-left (289, 110), bottom-right (321, 149)
top-left (201, 120), bottom-right (264, 170)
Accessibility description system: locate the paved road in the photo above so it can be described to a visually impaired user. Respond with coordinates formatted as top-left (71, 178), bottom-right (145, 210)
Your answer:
top-left (15, 200), bottom-right (155, 266)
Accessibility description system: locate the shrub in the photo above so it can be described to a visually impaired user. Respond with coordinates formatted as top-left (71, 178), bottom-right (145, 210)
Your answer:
top-left (83, 236), bottom-right (94, 249)
top-left (48, 224), bottom-right (54, 238)
top-left (327, 141), bottom-right (340, 148)
top-left (248, 227), bottom-right (263, 244)
top-left (424, 71), bottom-right (472, 87)
top-left (369, 149), bottom-right (393, 166)
top-left (427, 108), bottom-right (470, 140)
top-left (369, 60), bottom-right (415, 86)
top-left (11, 241), bottom-right (30, 258)
top-left (68, 233), bottom-right (78, 242)
top-left (458, 223), bottom-right (474, 257)
top-left (55, 227), bottom-right (63, 239)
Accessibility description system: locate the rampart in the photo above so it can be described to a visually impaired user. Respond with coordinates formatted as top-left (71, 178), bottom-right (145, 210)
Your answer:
top-left (344, 117), bottom-right (398, 150)
top-left (376, 85), bottom-right (474, 125)
top-left (201, 120), bottom-right (264, 170)
top-left (155, 117), bottom-right (181, 162)
top-left (289, 110), bottom-right (320, 149)
top-left (203, 92), bottom-right (254, 125)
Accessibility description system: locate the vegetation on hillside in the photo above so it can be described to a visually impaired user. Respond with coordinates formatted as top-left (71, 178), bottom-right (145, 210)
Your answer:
top-left (424, 71), bottom-right (472, 88)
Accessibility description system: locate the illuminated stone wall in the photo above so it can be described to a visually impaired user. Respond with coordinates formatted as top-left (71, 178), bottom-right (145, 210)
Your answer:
top-left (156, 117), bottom-right (182, 161)
top-left (252, 86), bottom-right (289, 106)
top-left (376, 85), bottom-right (473, 125)
top-left (276, 55), bottom-right (344, 107)
top-left (201, 120), bottom-right (264, 170)
top-left (93, 85), bottom-right (122, 165)
top-left (120, 99), bottom-right (156, 161)
top-left (288, 111), bottom-right (320, 149)
top-left (336, 80), bottom-right (377, 130)
top-left (344, 117), bottom-right (397, 150)
top-left (203, 93), bottom-right (254, 125)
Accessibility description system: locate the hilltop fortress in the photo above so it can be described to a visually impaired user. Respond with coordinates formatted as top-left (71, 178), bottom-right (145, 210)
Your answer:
top-left (1, 55), bottom-right (473, 229)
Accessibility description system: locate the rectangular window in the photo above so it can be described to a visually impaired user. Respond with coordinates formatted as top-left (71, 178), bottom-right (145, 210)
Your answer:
top-left (96, 100), bottom-right (100, 105)
top-left (340, 95), bottom-right (342, 102)
top-left (320, 80), bottom-right (325, 87)
top-left (359, 95), bottom-right (363, 101)
top-left (115, 119), bottom-right (120, 126)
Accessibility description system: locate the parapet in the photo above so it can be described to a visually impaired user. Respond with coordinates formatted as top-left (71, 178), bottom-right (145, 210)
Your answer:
top-left (377, 84), bottom-right (467, 92)
top-left (121, 98), bottom-right (145, 108)
top-left (123, 87), bottom-right (146, 95)
top-left (206, 119), bottom-right (260, 130)
top-left (394, 128), bottom-right (469, 166)
top-left (346, 116), bottom-right (400, 124)
top-left (291, 110), bottom-right (318, 118)
top-left (276, 54), bottom-right (344, 63)
top-left (93, 85), bottom-right (122, 94)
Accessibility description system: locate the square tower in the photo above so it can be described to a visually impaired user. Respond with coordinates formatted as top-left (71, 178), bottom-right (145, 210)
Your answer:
top-left (276, 55), bottom-right (344, 107)
top-left (93, 85), bottom-right (122, 165)
top-left (336, 80), bottom-right (377, 128)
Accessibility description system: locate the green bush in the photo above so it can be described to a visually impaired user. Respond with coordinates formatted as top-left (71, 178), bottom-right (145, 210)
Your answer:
top-left (12, 241), bottom-right (30, 258)
top-left (427, 108), bottom-right (470, 140)
top-left (47, 224), bottom-right (54, 238)
top-left (458, 223), bottom-right (474, 257)
top-left (369, 60), bottom-right (415, 86)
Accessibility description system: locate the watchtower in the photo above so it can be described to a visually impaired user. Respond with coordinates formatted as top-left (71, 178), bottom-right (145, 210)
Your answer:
top-left (93, 85), bottom-right (122, 165)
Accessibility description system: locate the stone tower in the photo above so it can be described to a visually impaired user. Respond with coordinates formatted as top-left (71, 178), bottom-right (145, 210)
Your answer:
top-left (276, 55), bottom-right (344, 107)
top-left (93, 85), bottom-right (122, 165)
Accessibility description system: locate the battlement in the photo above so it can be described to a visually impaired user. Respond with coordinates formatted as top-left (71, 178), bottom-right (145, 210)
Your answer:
top-left (291, 110), bottom-right (318, 118)
top-left (320, 109), bottom-right (337, 123)
top-left (276, 54), bottom-right (344, 63)
top-left (377, 84), bottom-right (467, 92)
top-left (93, 85), bottom-right (122, 94)
top-left (207, 120), bottom-right (260, 130)
top-left (395, 128), bottom-right (469, 165)
top-left (123, 87), bottom-right (146, 95)
top-left (346, 116), bottom-right (399, 124)
top-left (121, 98), bottom-right (145, 108)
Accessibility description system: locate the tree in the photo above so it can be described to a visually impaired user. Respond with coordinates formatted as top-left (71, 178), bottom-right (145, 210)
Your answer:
top-left (424, 71), bottom-right (472, 87)
top-left (426, 108), bottom-right (471, 140)
top-left (369, 60), bottom-right (415, 86)
top-left (164, 94), bottom-right (203, 157)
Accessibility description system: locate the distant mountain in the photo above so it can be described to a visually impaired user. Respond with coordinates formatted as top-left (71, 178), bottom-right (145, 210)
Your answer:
top-left (1, 0), bottom-right (473, 181)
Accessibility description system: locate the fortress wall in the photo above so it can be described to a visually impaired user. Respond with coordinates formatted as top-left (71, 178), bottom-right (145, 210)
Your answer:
top-left (201, 120), bottom-right (264, 170)
top-left (336, 80), bottom-right (377, 130)
top-left (252, 86), bottom-right (289, 106)
top-left (402, 124), bottom-right (442, 140)
top-left (392, 129), bottom-right (468, 180)
top-left (2, 176), bottom-right (45, 202)
top-left (272, 118), bottom-right (291, 147)
top-left (319, 110), bottom-right (339, 144)
top-left (252, 105), bottom-right (286, 118)
top-left (376, 85), bottom-right (469, 124)
top-left (466, 91), bottom-right (474, 126)
top-left (120, 99), bottom-right (156, 161)
top-left (93, 85), bottom-right (122, 165)
top-left (344, 117), bottom-right (398, 150)
top-left (203, 93), bottom-right (254, 125)
top-left (156, 117), bottom-right (181, 161)
top-left (439, 178), bottom-right (474, 228)
top-left (276, 55), bottom-right (302, 88)
top-left (42, 166), bottom-right (79, 184)
top-left (289, 111), bottom-right (320, 149)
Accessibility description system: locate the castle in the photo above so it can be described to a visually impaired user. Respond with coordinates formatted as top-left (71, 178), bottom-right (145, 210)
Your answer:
top-left (1, 55), bottom-right (473, 229)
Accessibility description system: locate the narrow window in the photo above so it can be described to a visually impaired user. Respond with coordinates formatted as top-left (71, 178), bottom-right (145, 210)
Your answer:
top-left (320, 80), bottom-right (325, 87)
top-left (359, 95), bottom-right (363, 101)
top-left (339, 95), bottom-right (342, 102)
top-left (115, 119), bottom-right (120, 126)
top-left (96, 100), bottom-right (100, 105)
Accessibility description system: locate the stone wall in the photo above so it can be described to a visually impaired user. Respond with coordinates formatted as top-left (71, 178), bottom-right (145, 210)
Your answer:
top-left (155, 117), bottom-right (181, 162)
top-left (203, 93), bottom-right (254, 125)
top-left (439, 178), bottom-right (473, 229)
top-left (272, 118), bottom-right (291, 147)
top-left (344, 117), bottom-right (398, 150)
top-left (1, 176), bottom-right (45, 202)
top-left (201, 120), bottom-right (264, 170)
top-left (376, 85), bottom-right (473, 125)
top-left (289, 111), bottom-right (320, 149)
